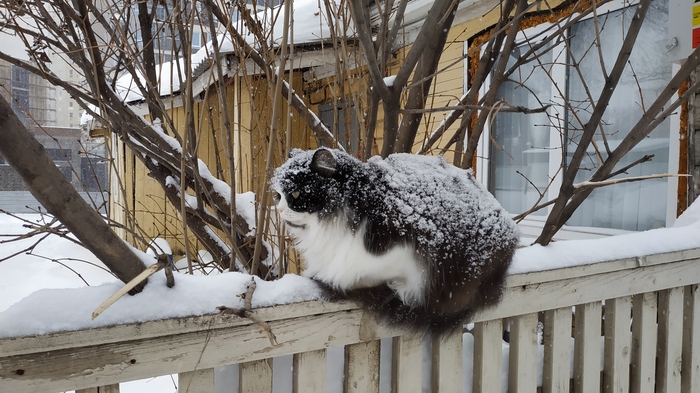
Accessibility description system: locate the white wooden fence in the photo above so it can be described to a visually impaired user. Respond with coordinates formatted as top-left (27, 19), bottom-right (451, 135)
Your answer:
top-left (1, 248), bottom-right (700, 393)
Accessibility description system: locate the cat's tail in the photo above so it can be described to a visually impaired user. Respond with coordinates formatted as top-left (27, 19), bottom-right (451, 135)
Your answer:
top-left (341, 285), bottom-right (475, 338)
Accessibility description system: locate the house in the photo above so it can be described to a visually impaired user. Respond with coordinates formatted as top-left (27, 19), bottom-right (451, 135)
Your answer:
top-left (103, 0), bottom-right (697, 257)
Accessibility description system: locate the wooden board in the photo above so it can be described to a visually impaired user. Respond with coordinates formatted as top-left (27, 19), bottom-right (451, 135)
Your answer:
top-left (543, 307), bottom-right (572, 393)
top-left (240, 359), bottom-right (272, 393)
top-left (656, 287), bottom-right (683, 393)
top-left (179, 368), bottom-right (214, 393)
top-left (391, 334), bottom-right (423, 393)
top-left (573, 302), bottom-right (601, 393)
top-left (344, 341), bottom-right (380, 393)
top-left (472, 319), bottom-right (503, 393)
top-left (603, 296), bottom-right (631, 393)
top-left (682, 285), bottom-right (700, 393)
top-left (431, 329), bottom-right (463, 393)
top-left (292, 349), bottom-right (326, 393)
top-left (508, 313), bottom-right (538, 393)
top-left (630, 292), bottom-right (657, 393)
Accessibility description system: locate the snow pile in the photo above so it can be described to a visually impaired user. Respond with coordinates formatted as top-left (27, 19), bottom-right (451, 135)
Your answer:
top-left (509, 199), bottom-right (700, 274)
top-left (0, 271), bottom-right (325, 338)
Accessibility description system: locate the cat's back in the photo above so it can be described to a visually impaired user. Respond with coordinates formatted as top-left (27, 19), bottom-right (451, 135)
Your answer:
top-left (367, 153), bottom-right (518, 252)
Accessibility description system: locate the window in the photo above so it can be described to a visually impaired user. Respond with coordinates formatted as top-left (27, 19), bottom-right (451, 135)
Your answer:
top-left (10, 66), bottom-right (30, 127)
top-left (319, 102), bottom-right (360, 156)
top-left (477, 0), bottom-right (672, 231)
top-left (192, 31), bottom-right (202, 50)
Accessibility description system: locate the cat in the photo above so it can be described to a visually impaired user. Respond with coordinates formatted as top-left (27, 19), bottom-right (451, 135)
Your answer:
top-left (271, 148), bottom-right (519, 336)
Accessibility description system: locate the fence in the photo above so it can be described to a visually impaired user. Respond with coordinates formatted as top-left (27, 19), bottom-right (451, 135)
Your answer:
top-left (1, 248), bottom-right (699, 393)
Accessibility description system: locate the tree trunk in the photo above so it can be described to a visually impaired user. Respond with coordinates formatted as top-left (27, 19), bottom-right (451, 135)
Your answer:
top-left (0, 95), bottom-right (148, 292)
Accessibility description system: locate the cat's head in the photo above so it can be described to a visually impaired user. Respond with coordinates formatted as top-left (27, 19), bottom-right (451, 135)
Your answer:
top-left (272, 148), bottom-right (348, 224)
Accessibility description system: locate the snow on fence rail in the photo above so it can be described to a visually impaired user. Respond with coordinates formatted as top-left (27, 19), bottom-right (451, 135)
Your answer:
top-left (1, 248), bottom-right (700, 393)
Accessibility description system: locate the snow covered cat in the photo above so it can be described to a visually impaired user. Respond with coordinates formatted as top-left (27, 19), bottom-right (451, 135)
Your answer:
top-left (272, 148), bottom-right (519, 335)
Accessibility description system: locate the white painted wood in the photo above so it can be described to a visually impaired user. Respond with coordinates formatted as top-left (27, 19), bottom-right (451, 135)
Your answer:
top-left (682, 285), bottom-right (700, 393)
top-left (603, 296), bottom-right (631, 393)
top-left (239, 359), bottom-right (272, 393)
top-left (391, 334), bottom-right (422, 393)
top-left (472, 319), bottom-right (503, 393)
top-left (292, 349), bottom-right (326, 393)
top-left (574, 302), bottom-right (602, 393)
top-left (507, 248), bottom-right (700, 288)
top-left (543, 308), bottom-right (572, 393)
top-left (344, 341), bottom-right (380, 393)
top-left (2, 300), bottom-right (360, 358)
top-left (475, 257), bottom-right (700, 323)
top-left (431, 328), bottom-right (463, 393)
top-left (178, 368), bottom-right (214, 393)
top-left (508, 313), bottom-right (538, 393)
top-left (76, 385), bottom-right (120, 393)
top-left (656, 287), bottom-right (684, 393)
top-left (629, 292), bottom-right (657, 393)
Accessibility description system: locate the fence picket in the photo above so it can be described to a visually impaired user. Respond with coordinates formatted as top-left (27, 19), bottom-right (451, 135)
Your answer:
top-left (472, 319), bottom-right (503, 393)
top-left (240, 359), bottom-right (273, 393)
top-left (603, 296), bottom-right (631, 393)
top-left (293, 349), bottom-right (326, 393)
top-left (573, 302), bottom-right (602, 393)
top-left (656, 287), bottom-right (684, 392)
top-left (630, 292), bottom-right (657, 393)
top-left (344, 341), bottom-right (380, 393)
top-left (543, 308), bottom-right (572, 393)
top-left (682, 284), bottom-right (700, 393)
top-left (431, 328), bottom-right (463, 393)
top-left (178, 368), bottom-right (214, 393)
top-left (391, 334), bottom-right (422, 393)
top-left (508, 313), bottom-right (538, 393)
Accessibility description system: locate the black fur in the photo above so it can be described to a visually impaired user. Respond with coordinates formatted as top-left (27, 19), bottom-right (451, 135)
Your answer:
top-left (273, 148), bottom-right (519, 336)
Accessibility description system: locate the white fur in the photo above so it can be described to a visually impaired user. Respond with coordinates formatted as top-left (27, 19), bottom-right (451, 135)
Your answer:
top-left (276, 193), bottom-right (427, 306)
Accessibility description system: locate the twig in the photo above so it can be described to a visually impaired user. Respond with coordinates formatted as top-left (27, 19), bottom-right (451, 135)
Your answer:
top-left (217, 278), bottom-right (278, 346)
top-left (574, 173), bottom-right (692, 189)
top-left (92, 255), bottom-right (174, 320)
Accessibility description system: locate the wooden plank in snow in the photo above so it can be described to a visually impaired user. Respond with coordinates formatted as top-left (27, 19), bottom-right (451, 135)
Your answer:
top-left (344, 341), bottom-right (380, 393)
top-left (682, 285), bottom-right (700, 393)
top-left (543, 307), bottom-right (572, 393)
top-left (472, 319), bottom-right (503, 393)
top-left (431, 328), bottom-right (463, 393)
top-left (574, 302), bottom-right (601, 393)
top-left (630, 292), bottom-right (657, 393)
top-left (178, 368), bottom-right (214, 393)
top-left (292, 349), bottom-right (326, 393)
top-left (656, 287), bottom-right (684, 393)
top-left (603, 296), bottom-right (631, 393)
top-left (508, 313), bottom-right (538, 393)
top-left (239, 359), bottom-right (272, 393)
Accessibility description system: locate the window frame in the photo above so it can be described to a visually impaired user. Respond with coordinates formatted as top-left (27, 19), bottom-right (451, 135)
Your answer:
top-left (469, 0), bottom-right (680, 231)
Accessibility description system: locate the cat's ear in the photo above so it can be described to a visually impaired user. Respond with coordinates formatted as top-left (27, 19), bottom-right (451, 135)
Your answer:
top-left (310, 149), bottom-right (337, 177)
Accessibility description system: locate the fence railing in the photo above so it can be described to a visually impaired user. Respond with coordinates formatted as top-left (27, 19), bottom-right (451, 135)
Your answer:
top-left (2, 248), bottom-right (700, 393)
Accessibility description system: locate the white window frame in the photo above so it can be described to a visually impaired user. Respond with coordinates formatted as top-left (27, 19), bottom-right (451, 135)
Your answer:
top-left (468, 0), bottom-right (680, 232)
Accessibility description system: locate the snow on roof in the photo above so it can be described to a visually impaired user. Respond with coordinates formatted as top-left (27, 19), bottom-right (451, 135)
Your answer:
top-left (116, 0), bottom-right (352, 101)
